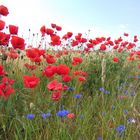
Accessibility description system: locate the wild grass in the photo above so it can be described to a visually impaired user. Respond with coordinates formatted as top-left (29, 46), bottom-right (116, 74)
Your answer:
top-left (0, 50), bottom-right (139, 140)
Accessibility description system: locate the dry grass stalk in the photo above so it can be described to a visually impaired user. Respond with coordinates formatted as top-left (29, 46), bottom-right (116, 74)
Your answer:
top-left (101, 57), bottom-right (106, 86)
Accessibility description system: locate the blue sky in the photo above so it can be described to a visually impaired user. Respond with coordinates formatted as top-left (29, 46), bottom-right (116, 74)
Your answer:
top-left (1, 0), bottom-right (140, 38)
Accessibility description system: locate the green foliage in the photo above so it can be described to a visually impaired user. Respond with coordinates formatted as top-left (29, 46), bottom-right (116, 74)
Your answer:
top-left (0, 51), bottom-right (139, 140)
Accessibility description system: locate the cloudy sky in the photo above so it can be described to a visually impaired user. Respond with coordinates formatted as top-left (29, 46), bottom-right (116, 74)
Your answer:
top-left (1, 0), bottom-right (140, 39)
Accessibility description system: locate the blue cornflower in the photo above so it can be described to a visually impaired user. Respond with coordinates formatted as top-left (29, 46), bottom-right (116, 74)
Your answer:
top-left (127, 118), bottom-right (135, 124)
top-left (116, 125), bottom-right (125, 132)
top-left (97, 137), bottom-right (103, 140)
top-left (104, 90), bottom-right (110, 94)
top-left (112, 105), bottom-right (116, 110)
top-left (26, 114), bottom-right (35, 120)
top-left (135, 75), bottom-right (140, 79)
top-left (99, 87), bottom-right (110, 94)
top-left (130, 92), bottom-right (135, 96)
top-left (99, 87), bottom-right (105, 92)
top-left (124, 90), bottom-right (129, 95)
top-left (74, 94), bottom-right (82, 99)
top-left (56, 110), bottom-right (70, 117)
top-left (67, 87), bottom-right (75, 92)
top-left (41, 112), bottom-right (51, 119)
top-left (123, 109), bottom-right (128, 114)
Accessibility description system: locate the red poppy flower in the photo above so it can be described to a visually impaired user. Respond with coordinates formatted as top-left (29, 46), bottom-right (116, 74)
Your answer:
top-left (67, 113), bottom-right (75, 118)
top-left (11, 36), bottom-right (25, 50)
top-left (62, 75), bottom-right (71, 82)
top-left (24, 63), bottom-right (37, 70)
top-left (108, 40), bottom-right (114, 46)
top-left (0, 32), bottom-right (10, 45)
top-left (67, 32), bottom-right (73, 38)
top-left (114, 40), bottom-right (119, 45)
top-left (100, 44), bottom-right (106, 51)
top-left (2, 76), bottom-right (14, 85)
top-left (73, 70), bottom-right (82, 76)
top-left (118, 37), bottom-right (123, 42)
top-left (72, 57), bottom-right (83, 65)
top-left (51, 91), bottom-right (61, 101)
top-left (87, 43), bottom-right (94, 48)
top-left (31, 56), bottom-right (42, 63)
top-left (56, 25), bottom-right (62, 31)
top-left (40, 25), bottom-right (46, 36)
top-left (39, 49), bottom-right (46, 56)
top-left (9, 25), bottom-right (18, 35)
top-left (80, 38), bottom-right (87, 43)
top-left (8, 52), bottom-right (18, 59)
top-left (47, 80), bottom-right (63, 90)
top-left (54, 82), bottom-right (63, 90)
top-left (121, 41), bottom-right (128, 47)
top-left (134, 36), bottom-right (138, 42)
top-left (62, 34), bottom-right (68, 40)
top-left (0, 76), bottom-right (15, 99)
top-left (73, 70), bottom-right (87, 77)
top-left (113, 57), bottom-right (119, 62)
top-left (81, 71), bottom-right (88, 77)
top-left (118, 47), bottom-right (123, 53)
top-left (106, 37), bottom-right (111, 41)
top-left (43, 65), bottom-right (56, 78)
top-left (0, 20), bottom-right (5, 30)
top-left (23, 74), bottom-right (40, 88)
top-left (56, 64), bottom-right (70, 75)
top-left (134, 38), bottom-right (138, 42)
top-left (7, 48), bottom-right (19, 59)
top-left (78, 76), bottom-right (86, 82)
top-left (0, 65), bottom-right (6, 76)
top-left (47, 80), bottom-right (57, 90)
top-left (0, 5), bottom-right (9, 16)
top-left (63, 85), bottom-right (68, 90)
top-left (136, 51), bottom-right (140, 55)
top-left (84, 47), bottom-right (89, 52)
top-left (91, 40), bottom-right (98, 45)
top-left (96, 37), bottom-right (103, 44)
top-left (127, 43), bottom-right (135, 50)
top-left (72, 40), bottom-right (79, 47)
top-left (113, 45), bottom-right (119, 49)
top-left (124, 33), bottom-right (129, 37)
top-left (51, 23), bottom-right (56, 28)
top-left (75, 35), bottom-right (81, 41)
top-left (0, 84), bottom-right (15, 99)
top-left (63, 49), bottom-right (68, 55)
top-left (78, 33), bottom-right (82, 37)
top-left (46, 28), bottom-right (54, 36)
top-left (26, 48), bottom-right (41, 59)
top-left (46, 54), bottom-right (56, 64)
top-left (51, 35), bottom-right (61, 46)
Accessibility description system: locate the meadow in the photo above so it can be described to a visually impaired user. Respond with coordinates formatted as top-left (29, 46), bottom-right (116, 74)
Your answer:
top-left (0, 5), bottom-right (140, 140)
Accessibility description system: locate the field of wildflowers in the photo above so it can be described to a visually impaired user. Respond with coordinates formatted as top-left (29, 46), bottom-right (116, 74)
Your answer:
top-left (0, 5), bottom-right (139, 140)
